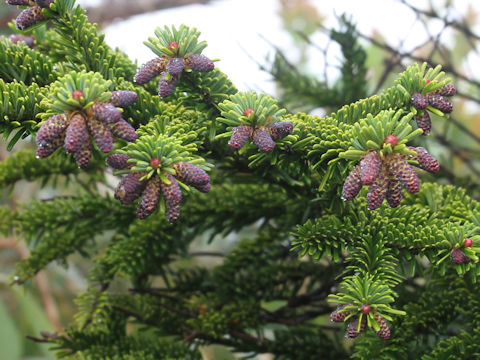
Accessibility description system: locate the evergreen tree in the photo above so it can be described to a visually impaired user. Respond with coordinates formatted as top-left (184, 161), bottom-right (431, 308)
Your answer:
top-left (1, 1), bottom-right (479, 359)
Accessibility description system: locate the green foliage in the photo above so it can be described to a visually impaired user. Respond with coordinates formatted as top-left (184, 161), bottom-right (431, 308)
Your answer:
top-left (53, 329), bottom-right (201, 359)
top-left (267, 327), bottom-right (348, 360)
top-left (118, 133), bottom-right (207, 181)
top-left (0, 1), bottom-right (479, 359)
top-left (353, 274), bottom-right (480, 359)
top-left (145, 24), bottom-right (207, 58)
top-left (13, 195), bottom-right (134, 283)
top-left (39, 70), bottom-right (112, 115)
top-left (339, 109), bottom-right (422, 159)
top-left (268, 14), bottom-right (368, 113)
top-left (0, 37), bottom-right (55, 86)
top-left (0, 149), bottom-right (80, 190)
top-left (217, 91), bottom-right (287, 128)
top-left (50, 4), bottom-right (136, 80)
top-left (93, 215), bottom-right (188, 281)
top-left (331, 63), bottom-right (450, 125)
top-left (0, 79), bottom-right (44, 148)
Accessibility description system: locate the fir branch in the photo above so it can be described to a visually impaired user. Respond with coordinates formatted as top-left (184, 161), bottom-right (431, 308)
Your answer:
top-left (0, 37), bottom-right (56, 86)
top-left (0, 149), bottom-right (79, 190)
top-left (13, 195), bottom-right (135, 283)
top-left (92, 214), bottom-right (188, 281)
top-left (50, 5), bottom-right (136, 80)
top-left (0, 79), bottom-right (45, 147)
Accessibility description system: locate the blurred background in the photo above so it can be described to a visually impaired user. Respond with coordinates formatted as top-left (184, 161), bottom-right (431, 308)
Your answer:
top-left (1, 0), bottom-right (480, 358)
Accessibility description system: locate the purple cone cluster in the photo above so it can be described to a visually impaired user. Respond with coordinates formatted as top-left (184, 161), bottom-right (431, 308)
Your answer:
top-left (342, 146), bottom-right (439, 210)
top-left (36, 90), bottom-right (138, 168)
top-left (109, 156), bottom-right (211, 222)
top-left (134, 46), bottom-right (214, 98)
top-left (6, 0), bottom-right (53, 30)
top-left (228, 121), bottom-right (293, 153)
top-left (411, 83), bottom-right (456, 135)
top-left (330, 305), bottom-right (390, 340)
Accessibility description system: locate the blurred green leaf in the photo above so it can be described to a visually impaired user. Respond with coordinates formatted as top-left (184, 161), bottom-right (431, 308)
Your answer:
top-left (11, 287), bottom-right (56, 360)
top-left (201, 344), bottom-right (236, 360)
top-left (261, 299), bottom-right (288, 312)
top-left (0, 298), bottom-right (22, 360)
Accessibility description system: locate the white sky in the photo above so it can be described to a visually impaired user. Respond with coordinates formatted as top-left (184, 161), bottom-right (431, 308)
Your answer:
top-left (77, 0), bottom-right (480, 95)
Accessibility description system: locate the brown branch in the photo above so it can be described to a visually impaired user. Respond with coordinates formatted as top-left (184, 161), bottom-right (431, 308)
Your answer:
top-left (433, 134), bottom-right (480, 177)
top-left (25, 335), bottom-right (51, 343)
top-left (112, 305), bottom-right (161, 327)
top-left (154, 300), bottom-right (195, 318)
top-left (357, 31), bottom-right (480, 90)
top-left (230, 330), bottom-right (265, 345)
top-left (188, 251), bottom-right (225, 257)
top-left (397, 0), bottom-right (480, 42)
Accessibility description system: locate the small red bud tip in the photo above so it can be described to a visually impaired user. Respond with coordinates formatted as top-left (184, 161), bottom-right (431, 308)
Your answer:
top-left (384, 135), bottom-right (398, 147)
top-left (72, 90), bottom-right (83, 101)
top-left (168, 41), bottom-right (179, 50)
top-left (424, 79), bottom-right (430, 86)
top-left (244, 108), bottom-right (254, 117)
top-left (464, 238), bottom-right (473, 247)
top-left (361, 304), bottom-right (371, 314)
top-left (150, 158), bottom-right (161, 169)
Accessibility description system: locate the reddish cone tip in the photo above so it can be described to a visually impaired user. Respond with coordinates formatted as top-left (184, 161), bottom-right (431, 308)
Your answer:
top-left (168, 41), bottom-right (179, 50)
top-left (150, 158), bottom-right (161, 169)
top-left (72, 90), bottom-right (83, 101)
top-left (464, 238), bottom-right (473, 247)
top-left (361, 305), bottom-right (371, 314)
top-left (384, 135), bottom-right (398, 147)
top-left (243, 108), bottom-right (254, 117)
top-left (424, 79), bottom-right (430, 86)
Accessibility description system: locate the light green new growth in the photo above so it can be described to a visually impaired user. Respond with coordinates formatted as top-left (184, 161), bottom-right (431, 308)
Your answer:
top-left (39, 70), bottom-right (112, 116)
top-left (145, 24), bottom-right (208, 58)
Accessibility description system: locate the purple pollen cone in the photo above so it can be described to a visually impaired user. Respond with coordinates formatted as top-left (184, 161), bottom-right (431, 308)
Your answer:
top-left (92, 102), bottom-right (122, 124)
top-left (342, 165), bottom-right (362, 201)
top-left (114, 172), bottom-right (146, 205)
top-left (228, 125), bottom-right (251, 150)
top-left (185, 54), bottom-right (214, 72)
top-left (15, 6), bottom-right (46, 31)
top-left (110, 119), bottom-right (137, 142)
top-left (87, 117), bottom-right (113, 153)
top-left (109, 90), bottom-right (138, 108)
top-left (64, 114), bottom-right (87, 153)
top-left (359, 151), bottom-right (382, 185)
top-left (106, 154), bottom-right (131, 170)
top-left (36, 114), bottom-right (68, 148)
top-left (252, 128), bottom-right (275, 152)
top-left (137, 176), bottom-right (161, 220)
top-left (173, 162), bottom-right (209, 186)
top-left (134, 58), bottom-right (165, 84)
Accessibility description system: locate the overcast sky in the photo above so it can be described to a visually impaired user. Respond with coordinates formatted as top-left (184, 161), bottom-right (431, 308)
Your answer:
top-left (77, 0), bottom-right (480, 95)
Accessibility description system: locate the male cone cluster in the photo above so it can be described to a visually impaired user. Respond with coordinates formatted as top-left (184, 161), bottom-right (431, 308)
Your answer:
top-left (134, 42), bottom-right (214, 98)
top-left (6, 0), bottom-right (53, 30)
top-left (411, 83), bottom-right (456, 135)
top-left (228, 108), bottom-right (293, 152)
top-left (36, 90), bottom-right (138, 168)
top-left (342, 136), bottom-right (440, 210)
top-left (109, 156), bottom-right (211, 222)
top-left (330, 304), bottom-right (390, 339)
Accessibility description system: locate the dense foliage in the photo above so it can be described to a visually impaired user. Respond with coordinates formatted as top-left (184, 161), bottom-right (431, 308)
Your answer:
top-left (1, 1), bottom-right (479, 359)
